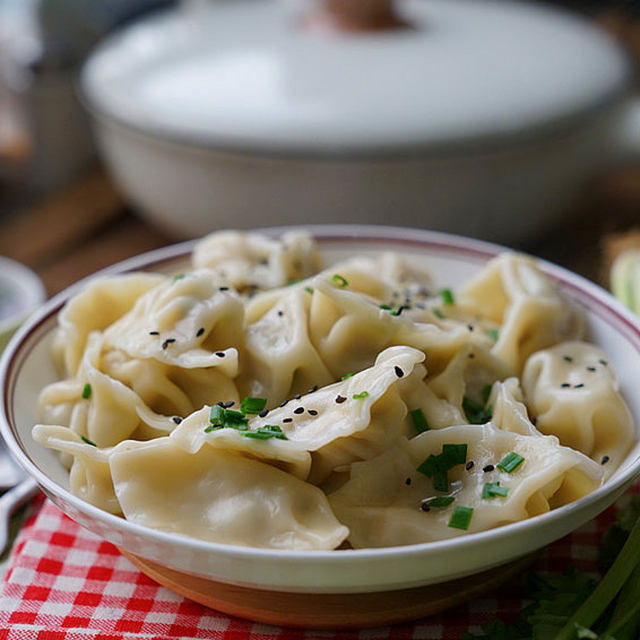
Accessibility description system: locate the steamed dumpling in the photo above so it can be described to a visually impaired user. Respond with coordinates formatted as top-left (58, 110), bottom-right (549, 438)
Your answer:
top-left (522, 341), bottom-right (634, 476)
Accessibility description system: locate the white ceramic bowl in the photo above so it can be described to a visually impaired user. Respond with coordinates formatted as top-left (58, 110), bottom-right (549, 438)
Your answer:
top-left (2, 225), bottom-right (640, 594)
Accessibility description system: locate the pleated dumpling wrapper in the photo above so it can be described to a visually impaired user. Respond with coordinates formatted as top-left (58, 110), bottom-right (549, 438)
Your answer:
top-left (328, 424), bottom-right (602, 548)
top-left (108, 437), bottom-right (348, 550)
top-left (522, 341), bottom-right (635, 476)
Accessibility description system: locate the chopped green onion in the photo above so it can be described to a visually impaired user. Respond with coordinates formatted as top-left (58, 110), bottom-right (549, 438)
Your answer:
top-left (341, 373), bottom-right (355, 381)
top-left (80, 435), bottom-right (97, 447)
top-left (482, 482), bottom-right (509, 499)
top-left (209, 405), bottom-right (248, 430)
top-left (242, 425), bottom-right (288, 440)
top-left (410, 408), bottom-right (430, 433)
top-left (432, 308), bottom-right (445, 319)
top-left (417, 444), bottom-right (467, 493)
top-left (332, 274), bottom-right (348, 287)
top-left (442, 443), bottom-right (468, 466)
top-left (481, 383), bottom-right (493, 405)
top-left (439, 288), bottom-right (455, 305)
top-left (352, 391), bottom-right (369, 399)
top-left (304, 286), bottom-right (314, 294)
top-left (81, 383), bottom-right (92, 399)
top-left (204, 425), bottom-right (222, 433)
top-left (172, 273), bottom-right (186, 282)
top-left (448, 506), bottom-right (473, 530)
top-left (497, 452), bottom-right (525, 473)
top-left (433, 471), bottom-right (449, 492)
top-left (379, 304), bottom-right (392, 311)
top-left (240, 397), bottom-right (267, 414)
top-left (287, 278), bottom-right (301, 286)
top-left (423, 496), bottom-right (455, 508)
top-left (488, 328), bottom-right (499, 342)
top-left (462, 396), bottom-right (493, 424)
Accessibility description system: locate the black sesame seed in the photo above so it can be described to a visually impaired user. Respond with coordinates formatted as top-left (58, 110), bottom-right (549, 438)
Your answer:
top-left (279, 400), bottom-right (289, 408)
top-left (308, 386), bottom-right (318, 393)
top-left (392, 291), bottom-right (399, 298)
top-left (293, 407), bottom-right (304, 415)
top-left (224, 401), bottom-right (235, 408)
top-left (563, 355), bottom-right (573, 362)
top-left (308, 409), bottom-right (318, 416)
top-left (416, 303), bottom-right (426, 310)
top-left (574, 383), bottom-right (584, 389)
top-left (217, 401), bottom-right (225, 408)
top-left (483, 464), bottom-right (494, 473)
top-left (467, 324), bottom-right (474, 331)
top-left (599, 359), bottom-right (608, 366)
top-left (162, 338), bottom-right (176, 349)
top-left (196, 327), bottom-right (205, 337)
top-left (335, 395), bottom-right (347, 404)
top-left (149, 331), bottom-right (160, 336)
top-left (277, 311), bottom-right (284, 317)
top-left (420, 504), bottom-right (431, 512)
top-left (394, 366), bottom-right (404, 378)
top-left (294, 394), bottom-right (302, 400)
top-left (215, 352), bottom-right (226, 358)
top-left (258, 409), bottom-right (269, 418)
top-left (219, 286), bottom-right (229, 291)
top-left (468, 353), bottom-right (475, 359)
top-left (586, 366), bottom-right (596, 372)
top-left (561, 383), bottom-right (571, 388)
top-left (532, 417), bottom-right (538, 426)
top-left (601, 455), bottom-right (610, 465)
top-left (172, 416), bottom-right (182, 424)
top-left (283, 418), bottom-right (293, 424)
top-left (405, 477), bottom-right (412, 486)
top-left (465, 461), bottom-right (474, 471)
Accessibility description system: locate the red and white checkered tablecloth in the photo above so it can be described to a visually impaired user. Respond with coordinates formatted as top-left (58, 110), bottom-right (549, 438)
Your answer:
top-left (0, 486), bottom-right (634, 640)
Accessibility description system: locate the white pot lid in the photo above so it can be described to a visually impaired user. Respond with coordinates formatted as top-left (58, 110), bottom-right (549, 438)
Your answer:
top-left (81, 0), bottom-right (632, 155)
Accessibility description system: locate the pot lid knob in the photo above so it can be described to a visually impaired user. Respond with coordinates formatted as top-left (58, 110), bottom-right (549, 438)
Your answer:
top-left (310, 0), bottom-right (407, 32)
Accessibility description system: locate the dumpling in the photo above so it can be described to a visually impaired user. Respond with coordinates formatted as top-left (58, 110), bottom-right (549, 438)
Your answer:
top-left (329, 423), bottom-right (602, 548)
top-left (487, 378), bottom-right (539, 437)
top-left (192, 230), bottom-right (321, 292)
top-left (248, 346), bottom-right (424, 483)
top-left (169, 405), bottom-right (312, 480)
top-left (458, 254), bottom-right (584, 373)
top-left (522, 341), bottom-right (635, 476)
top-left (109, 437), bottom-right (348, 550)
top-left (102, 269), bottom-right (243, 376)
top-left (32, 425), bottom-right (121, 514)
top-left (52, 273), bottom-right (164, 377)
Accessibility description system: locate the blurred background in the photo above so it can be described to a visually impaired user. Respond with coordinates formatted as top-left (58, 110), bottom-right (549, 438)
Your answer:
top-left (0, 0), bottom-right (638, 297)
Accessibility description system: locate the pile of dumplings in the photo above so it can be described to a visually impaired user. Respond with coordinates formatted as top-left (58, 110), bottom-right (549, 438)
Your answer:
top-left (33, 231), bottom-right (635, 551)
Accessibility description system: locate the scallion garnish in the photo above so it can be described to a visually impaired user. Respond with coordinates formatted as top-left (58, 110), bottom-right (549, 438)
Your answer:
top-left (379, 304), bottom-right (392, 311)
top-left (332, 274), bottom-right (348, 287)
top-left (448, 506), bottom-right (473, 530)
top-left (81, 383), bottom-right (92, 399)
top-left (423, 496), bottom-right (455, 508)
top-left (497, 452), bottom-right (525, 473)
top-left (432, 308), bottom-right (445, 319)
top-left (80, 435), bottom-right (97, 447)
top-left (417, 444), bottom-right (467, 493)
top-left (242, 425), bottom-right (288, 440)
top-left (488, 328), bottom-right (499, 342)
top-left (341, 373), bottom-right (355, 381)
top-left (482, 481), bottom-right (509, 499)
top-left (240, 397), bottom-right (267, 415)
top-left (462, 396), bottom-right (493, 425)
top-left (439, 288), bottom-right (455, 305)
top-left (204, 425), bottom-right (222, 433)
top-left (410, 408), bottom-right (430, 433)
top-left (304, 286), bottom-right (314, 294)
top-left (352, 391), bottom-right (369, 400)
top-left (209, 405), bottom-right (248, 430)
top-left (173, 273), bottom-right (186, 282)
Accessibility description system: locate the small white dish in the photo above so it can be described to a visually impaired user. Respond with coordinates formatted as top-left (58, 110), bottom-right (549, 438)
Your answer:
top-left (1, 226), bottom-right (640, 594)
top-left (0, 256), bottom-right (46, 353)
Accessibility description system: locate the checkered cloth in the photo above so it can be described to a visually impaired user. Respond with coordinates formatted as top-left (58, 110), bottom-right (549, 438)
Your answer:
top-left (0, 486), bottom-right (634, 640)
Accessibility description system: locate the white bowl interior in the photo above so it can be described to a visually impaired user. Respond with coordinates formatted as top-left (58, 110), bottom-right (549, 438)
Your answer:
top-left (3, 226), bottom-right (640, 593)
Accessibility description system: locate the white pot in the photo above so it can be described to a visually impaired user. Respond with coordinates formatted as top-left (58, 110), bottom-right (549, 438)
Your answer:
top-left (81, 0), bottom-right (640, 243)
